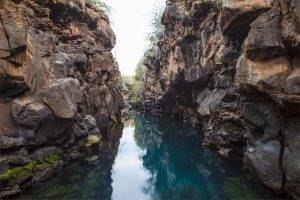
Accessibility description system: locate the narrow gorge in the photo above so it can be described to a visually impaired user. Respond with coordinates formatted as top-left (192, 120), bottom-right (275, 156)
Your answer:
top-left (0, 0), bottom-right (299, 199)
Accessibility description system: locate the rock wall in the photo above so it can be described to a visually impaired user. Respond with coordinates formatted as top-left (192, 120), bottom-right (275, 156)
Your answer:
top-left (141, 0), bottom-right (300, 198)
top-left (0, 0), bottom-right (122, 197)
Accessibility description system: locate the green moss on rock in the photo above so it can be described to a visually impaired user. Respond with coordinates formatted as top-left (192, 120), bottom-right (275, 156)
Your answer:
top-left (0, 154), bottom-right (61, 185)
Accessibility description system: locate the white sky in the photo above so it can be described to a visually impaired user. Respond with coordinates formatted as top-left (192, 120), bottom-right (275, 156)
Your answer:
top-left (103, 0), bottom-right (163, 76)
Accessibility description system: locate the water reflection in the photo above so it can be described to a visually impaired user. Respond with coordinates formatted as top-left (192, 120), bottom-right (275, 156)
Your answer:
top-left (19, 115), bottom-right (277, 200)
top-left (112, 125), bottom-right (152, 200)
top-left (18, 123), bottom-right (124, 200)
top-left (132, 115), bottom-right (276, 199)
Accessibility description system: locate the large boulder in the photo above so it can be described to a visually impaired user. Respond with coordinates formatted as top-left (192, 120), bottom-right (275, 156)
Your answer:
top-left (221, 0), bottom-right (271, 42)
top-left (11, 96), bottom-right (52, 129)
top-left (242, 101), bottom-right (283, 141)
top-left (29, 118), bottom-right (73, 146)
top-left (245, 141), bottom-right (283, 191)
top-left (243, 9), bottom-right (287, 60)
top-left (39, 78), bottom-right (83, 119)
top-left (235, 55), bottom-right (290, 90)
top-left (0, 0), bottom-right (28, 50)
top-left (242, 100), bottom-right (285, 191)
top-left (95, 18), bottom-right (116, 49)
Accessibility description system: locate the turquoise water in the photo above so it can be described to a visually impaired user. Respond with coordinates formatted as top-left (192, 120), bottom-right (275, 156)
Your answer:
top-left (19, 115), bottom-right (277, 199)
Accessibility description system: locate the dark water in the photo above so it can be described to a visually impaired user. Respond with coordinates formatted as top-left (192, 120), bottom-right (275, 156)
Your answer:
top-left (19, 115), bottom-right (277, 200)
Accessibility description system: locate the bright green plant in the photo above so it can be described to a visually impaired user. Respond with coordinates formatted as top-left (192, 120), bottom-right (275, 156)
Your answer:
top-left (0, 154), bottom-right (61, 185)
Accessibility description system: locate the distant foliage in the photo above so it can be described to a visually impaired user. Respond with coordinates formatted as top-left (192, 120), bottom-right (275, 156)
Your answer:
top-left (89, 0), bottom-right (112, 15)
top-left (146, 2), bottom-right (165, 55)
top-left (122, 74), bottom-right (144, 108)
top-left (134, 61), bottom-right (147, 83)
top-left (123, 1), bottom-right (165, 107)
top-left (134, 1), bottom-right (165, 82)
top-left (147, 3), bottom-right (165, 41)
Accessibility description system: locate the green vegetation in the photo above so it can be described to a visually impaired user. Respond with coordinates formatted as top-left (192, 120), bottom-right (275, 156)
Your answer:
top-left (147, 3), bottom-right (165, 50)
top-left (134, 61), bottom-right (147, 83)
top-left (124, 2), bottom-right (165, 106)
top-left (122, 74), bottom-right (144, 108)
top-left (85, 134), bottom-right (102, 147)
top-left (0, 154), bottom-right (61, 185)
top-left (144, 2), bottom-right (165, 58)
top-left (89, 0), bottom-right (112, 15)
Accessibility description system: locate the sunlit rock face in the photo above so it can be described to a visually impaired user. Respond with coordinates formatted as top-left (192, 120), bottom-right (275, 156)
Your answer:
top-left (141, 0), bottom-right (300, 198)
top-left (0, 0), bottom-right (122, 197)
top-left (223, 0), bottom-right (273, 8)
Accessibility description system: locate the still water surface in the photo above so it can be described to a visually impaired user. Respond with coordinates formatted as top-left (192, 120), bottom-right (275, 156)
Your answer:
top-left (20, 115), bottom-right (277, 199)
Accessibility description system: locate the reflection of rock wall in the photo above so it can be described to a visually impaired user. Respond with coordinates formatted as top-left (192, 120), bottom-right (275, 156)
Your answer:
top-left (142, 0), bottom-right (300, 198)
top-left (18, 123), bottom-right (124, 199)
top-left (0, 0), bottom-right (122, 197)
top-left (134, 115), bottom-right (276, 199)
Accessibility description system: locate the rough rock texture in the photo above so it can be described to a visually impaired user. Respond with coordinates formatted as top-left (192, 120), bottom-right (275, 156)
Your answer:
top-left (0, 0), bottom-right (122, 197)
top-left (141, 0), bottom-right (300, 198)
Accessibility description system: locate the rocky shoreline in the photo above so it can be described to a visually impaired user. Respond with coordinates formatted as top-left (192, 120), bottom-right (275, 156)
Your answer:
top-left (0, 0), bottom-right (122, 198)
top-left (141, 0), bottom-right (300, 198)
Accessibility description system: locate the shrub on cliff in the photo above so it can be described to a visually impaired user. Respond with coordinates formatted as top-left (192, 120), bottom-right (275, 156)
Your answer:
top-left (148, 3), bottom-right (165, 41)
top-left (146, 2), bottom-right (165, 53)
top-left (89, 0), bottom-right (111, 15)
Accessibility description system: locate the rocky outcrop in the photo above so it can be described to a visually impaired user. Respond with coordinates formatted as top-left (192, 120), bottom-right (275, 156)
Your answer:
top-left (0, 0), bottom-right (122, 197)
top-left (141, 0), bottom-right (300, 198)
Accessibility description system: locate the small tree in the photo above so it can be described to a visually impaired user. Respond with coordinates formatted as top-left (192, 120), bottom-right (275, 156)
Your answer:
top-left (146, 2), bottom-right (165, 49)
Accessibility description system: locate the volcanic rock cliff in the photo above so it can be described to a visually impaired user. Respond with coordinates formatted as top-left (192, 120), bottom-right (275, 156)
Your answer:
top-left (141, 0), bottom-right (300, 198)
top-left (0, 0), bottom-right (122, 197)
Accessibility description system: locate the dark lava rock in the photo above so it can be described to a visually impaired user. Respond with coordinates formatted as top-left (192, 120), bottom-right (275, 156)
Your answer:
top-left (140, 0), bottom-right (300, 198)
